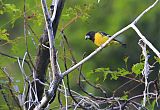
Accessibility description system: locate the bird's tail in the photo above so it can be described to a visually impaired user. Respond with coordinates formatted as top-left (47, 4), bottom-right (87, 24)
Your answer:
top-left (115, 39), bottom-right (126, 48)
top-left (121, 43), bottom-right (127, 48)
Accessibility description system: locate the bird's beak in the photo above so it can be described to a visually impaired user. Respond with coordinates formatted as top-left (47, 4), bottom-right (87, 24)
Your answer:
top-left (85, 35), bottom-right (90, 40)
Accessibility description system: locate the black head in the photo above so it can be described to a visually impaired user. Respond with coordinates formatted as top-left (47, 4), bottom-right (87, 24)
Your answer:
top-left (85, 31), bottom-right (96, 42)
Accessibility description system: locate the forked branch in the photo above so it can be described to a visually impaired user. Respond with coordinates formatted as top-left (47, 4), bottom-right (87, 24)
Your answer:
top-left (62, 0), bottom-right (159, 77)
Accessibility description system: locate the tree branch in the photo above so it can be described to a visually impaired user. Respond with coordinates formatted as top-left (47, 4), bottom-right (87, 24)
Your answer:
top-left (32, 0), bottom-right (65, 109)
top-left (62, 0), bottom-right (159, 77)
top-left (131, 24), bottom-right (160, 58)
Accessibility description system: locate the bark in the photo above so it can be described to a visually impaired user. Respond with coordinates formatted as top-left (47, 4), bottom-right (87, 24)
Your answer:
top-left (25, 0), bottom-right (65, 109)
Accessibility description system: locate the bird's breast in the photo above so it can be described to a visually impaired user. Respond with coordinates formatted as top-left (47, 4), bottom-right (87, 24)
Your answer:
top-left (94, 33), bottom-right (108, 46)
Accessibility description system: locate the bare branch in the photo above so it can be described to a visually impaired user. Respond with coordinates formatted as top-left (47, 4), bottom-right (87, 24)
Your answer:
top-left (138, 40), bottom-right (150, 107)
top-left (132, 0), bottom-right (159, 24)
top-left (41, 0), bottom-right (58, 76)
top-left (24, 0), bottom-right (36, 70)
top-left (1, 68), bottom-right (22, 110)
top-left (33, 0), bottom-right (65, 109)
top-left (31, 0), bottom-right (65, 107)
top-left (0, 51), bottom-right (32, 70)
top-left (131, 24), bottom-right (160, 58)
top-left (51, 0), bottom-right (59, 22)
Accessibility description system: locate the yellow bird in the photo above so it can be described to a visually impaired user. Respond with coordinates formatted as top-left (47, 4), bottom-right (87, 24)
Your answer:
top-left (85, 31), bottom-right (126, 47)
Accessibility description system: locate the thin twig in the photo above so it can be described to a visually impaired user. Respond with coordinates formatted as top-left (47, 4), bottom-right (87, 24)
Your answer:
top-left (41, 0), bottom-right (56, 74)
top-left (0, 84), bottom-right (12, 110)
top-left (131, 24), bottom-right (160, 58)
top-left (62, 39), bottom-right (86, 109)
top-left (138, 39), bottom-right (150, 107)
top-left (0, 51), bottom-right (32, 71)
top-left (24, 0), bottom-right (36, 70)
top-left (1, 68), bottom-right (22, 110)
top-left (61, 15), bottom-right (80, 32)
top-left (34, 0), bottom-right (63, 109)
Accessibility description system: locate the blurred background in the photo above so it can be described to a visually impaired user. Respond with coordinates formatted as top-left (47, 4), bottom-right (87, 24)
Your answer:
top-left (0, 0), bottom-right (160, 109)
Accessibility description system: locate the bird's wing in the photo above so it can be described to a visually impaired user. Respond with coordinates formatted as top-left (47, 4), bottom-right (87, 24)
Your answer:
top-left (99, 32), bottom-right (111, 37)
top-left (99, 32), bottom-right (125, 45)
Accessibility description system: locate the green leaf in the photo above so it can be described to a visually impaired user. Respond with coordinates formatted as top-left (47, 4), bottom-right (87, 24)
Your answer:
top-left (96, 77), bottom-right (99, 82)
top-left (132, 63), bottom-right (144, 75)
top-left (93, 67), bottom-right (130, 81)
top-left (0, 69), bottom-right (5, 78)
top-left (62, 4), bottom-right (92, 22)
top-left (117, 68), bottom-right (130, 76)
top-left (0, 29), bottom-right (9, 41)
top-left (154, 56), bottom-right (160, 64)
top-left (110, 68), bottom-right (130, 80)
top-left (103, 71), bottom-right (109, 81)
top-left (121, 94), bottom-right (128, 100)
top-left (110, 73), bottom-right (118, 80)
top-left (124, 56), bottom-right (129, 65)
top-left (1, 3), bottom-right (21, 27)
top-left (4, 4), bottom-right (20, 14)
top-left (151, 100), bottom-right (156, 110)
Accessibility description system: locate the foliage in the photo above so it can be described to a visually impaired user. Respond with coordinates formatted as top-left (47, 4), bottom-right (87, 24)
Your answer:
top-left (0, 3), bottom-right (20, 14)
top-left (88, 57), bottom-right (145, 81)
top-left (63, 5), bottom-right (91, 21)
top-left (89, 67), bottom-right (130, 81)
top-left (154, 56), bottom-right (160, 64)
top-left (131, 62), bottom-right (144, 76)
top-left (0, 29), bottom-right (9, 41)
top-left (0, 1), bottom-right (21, 27)
top-left (0, 0), bottom-right (160, 109)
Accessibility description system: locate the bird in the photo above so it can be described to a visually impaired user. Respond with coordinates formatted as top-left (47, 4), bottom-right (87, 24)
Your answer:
top-left (85, 31), bottom-right (126, 47)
